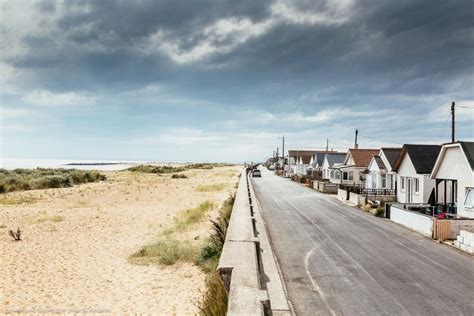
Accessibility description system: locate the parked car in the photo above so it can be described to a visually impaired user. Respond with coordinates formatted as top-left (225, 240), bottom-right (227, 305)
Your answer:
top-left (252, 169), bottom-right (262, 177)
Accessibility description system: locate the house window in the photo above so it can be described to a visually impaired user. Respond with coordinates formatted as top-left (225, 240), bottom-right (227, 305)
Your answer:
top-left (381, 173), bottom-right (387, 188)
top-left (342, 172), bottom-right (348, 180)
top-left (465, 188), bottom-right (474, 209)
top-left (336, 171), bottom-right (340, 180)
top-left (414, 178), bottom-right (419, 193)
top-left (330, 170), bottom-right (334, 178)
top-left (348, 171), bottom-right (353, 181)
top-left (401, 177), bottom-right (405, 191)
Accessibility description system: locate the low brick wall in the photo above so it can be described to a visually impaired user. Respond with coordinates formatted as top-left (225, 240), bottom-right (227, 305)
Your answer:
top-left (313, 181), bottom-right (338, 194)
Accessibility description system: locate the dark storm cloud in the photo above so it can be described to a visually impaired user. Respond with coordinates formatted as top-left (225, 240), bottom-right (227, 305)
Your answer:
top-left (5, 0), bottom-right (474, 103)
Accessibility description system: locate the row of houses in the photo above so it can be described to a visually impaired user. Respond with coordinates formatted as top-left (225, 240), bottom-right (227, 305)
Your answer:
top-left (281, 141), bottom-right (474, 219)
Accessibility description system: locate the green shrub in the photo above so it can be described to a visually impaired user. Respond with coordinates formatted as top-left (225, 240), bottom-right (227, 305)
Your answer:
top-left (171, 173), bottom-right (188, 179)
top-left (375, 207), bottom-right (385, 217)
top-left (127, 165), bottom-right (186, 174)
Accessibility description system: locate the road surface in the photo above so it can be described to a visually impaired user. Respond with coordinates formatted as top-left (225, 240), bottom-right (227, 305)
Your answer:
top-left (252, 168), bottom-right (474, 315)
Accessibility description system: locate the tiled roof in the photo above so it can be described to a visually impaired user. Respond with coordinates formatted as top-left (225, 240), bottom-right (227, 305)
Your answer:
top-left (348, 149), bottom-right (379, 167)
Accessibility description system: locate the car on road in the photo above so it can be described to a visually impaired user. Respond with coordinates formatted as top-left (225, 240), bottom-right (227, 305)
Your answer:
top-left (252, 169), bottom-right (262, 177)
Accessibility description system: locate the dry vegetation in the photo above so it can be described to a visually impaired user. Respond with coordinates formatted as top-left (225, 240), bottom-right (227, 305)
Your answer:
top-left (0, 168), bottom-right (106, 193)
top-left (0, 164), bottom-right (241, 314)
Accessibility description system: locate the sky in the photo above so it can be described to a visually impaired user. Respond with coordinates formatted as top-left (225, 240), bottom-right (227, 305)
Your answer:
top-left (0, 0), bottom-right (473, 163)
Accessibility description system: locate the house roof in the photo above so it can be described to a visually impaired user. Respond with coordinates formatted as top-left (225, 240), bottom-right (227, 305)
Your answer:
top-left (312, 151), bottom-right (338, 167)
top-left (374, 155), bottom-right (386, 170)
top-left (347, 149), bottom-right (379, 167)
top-left (325, 153), bottom-right (346, 166)
top-left (460, 142), bottom-right (474, 170)
top-left (288, 150), bottom-right (317, 158)
top-left (393, 144), bottom-right (441, 174)
top-left (381, 147), bottom-right (402, 169)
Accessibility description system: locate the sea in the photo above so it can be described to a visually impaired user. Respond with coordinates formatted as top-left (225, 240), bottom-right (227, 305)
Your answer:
top-left (0, 157), bottom-right (153, 171)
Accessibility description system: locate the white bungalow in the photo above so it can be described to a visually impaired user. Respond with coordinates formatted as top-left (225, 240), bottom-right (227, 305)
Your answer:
top-left (330, 148), bottom-right (378, 185)
top-left (366, 148), bottom-right (402, 191)
top-left (431, 142), bottom-right (474, 219)
top-left (321, 153), bottom-right (346, 181)
top-left (288, 150), bottom-right (317, 176)
top-left (392, 144), bottom-right (441, 204)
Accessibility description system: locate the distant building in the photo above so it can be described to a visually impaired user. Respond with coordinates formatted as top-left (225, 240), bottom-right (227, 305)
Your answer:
top-left (330, 148), bottom-right (378, 185)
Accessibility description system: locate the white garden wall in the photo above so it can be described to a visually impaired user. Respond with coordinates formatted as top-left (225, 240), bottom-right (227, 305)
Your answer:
top-left (390, 206), bottom-right (433, 237)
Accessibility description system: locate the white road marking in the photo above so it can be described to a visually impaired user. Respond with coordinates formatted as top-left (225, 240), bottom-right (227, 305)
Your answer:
top-left (304, 247), bottom-right (337, 316)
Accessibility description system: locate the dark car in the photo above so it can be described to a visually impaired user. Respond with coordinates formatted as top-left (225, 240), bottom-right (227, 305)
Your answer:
top-left (252, 169), bottom-right (262, 177)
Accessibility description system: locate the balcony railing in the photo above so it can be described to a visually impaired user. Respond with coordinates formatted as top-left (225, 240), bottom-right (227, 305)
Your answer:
top-left (340, 184), bottom-right (396, 196)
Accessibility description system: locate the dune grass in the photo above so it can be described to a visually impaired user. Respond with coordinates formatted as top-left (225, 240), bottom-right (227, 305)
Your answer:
top-left (128, 192), bottom-right (235, 315)
top-left (129, 200), bottom-right (215, 265)
top-left (0, 168), bottom-right (106, 193)
top-left (0, 196), bottom-right (39, 205)
top-left (129, 237), bottom-right (198, 266)
top-left (196, 183), bottom-right (226, 192)
top-left (195, 194), bottom-right (234, 315)
top-left (27, 214), bottom-right (65, 224)
top-left (127, 165), bottom-right (186, 174)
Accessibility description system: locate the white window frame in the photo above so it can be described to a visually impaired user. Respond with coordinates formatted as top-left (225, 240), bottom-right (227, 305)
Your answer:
top-left (381, 173), bottom-right (387, 189)
top-left (465, 187), bottom-right (474, 209)
top-left (348, 171), bottom-right (354, 181)
top-left (401, 176), bottom-right (405, 192)
top-left (414, 178), bottom-right (420, 194)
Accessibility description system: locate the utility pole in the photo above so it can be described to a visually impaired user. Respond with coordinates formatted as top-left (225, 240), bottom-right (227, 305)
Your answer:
top-left (278, 136), bottom-right (285, 169)
top-left (451, 101), bottom-right (455, 143)
top-left (354, 129), bottom-right (359, 149)
top-left (276, 147), bottom-right (279, 170)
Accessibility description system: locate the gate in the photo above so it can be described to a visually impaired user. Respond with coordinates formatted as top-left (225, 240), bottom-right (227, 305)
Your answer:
top-left (385, 203), bottom-right (391, 219)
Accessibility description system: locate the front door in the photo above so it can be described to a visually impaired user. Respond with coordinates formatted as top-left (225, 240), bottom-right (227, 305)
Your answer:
top-left (407, 178), bottom-right (413, 203)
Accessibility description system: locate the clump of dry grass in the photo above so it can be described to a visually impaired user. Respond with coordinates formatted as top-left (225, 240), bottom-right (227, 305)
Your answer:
top-left (27, 214), bottom-right (65, 224)
top-left (129, 201), bottom-right (214, 265)
top-left (0, 195), bottom-right (39, 205)
top-left (197, 270), bottom-right (228, 315)
top-left (129, 237), bottom-right (198, 266)
top-left (196, 183), bottom-right (226, 192)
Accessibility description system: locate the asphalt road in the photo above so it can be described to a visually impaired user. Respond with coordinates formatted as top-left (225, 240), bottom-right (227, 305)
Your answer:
top-left (252, 168), bottom-right (474, 316)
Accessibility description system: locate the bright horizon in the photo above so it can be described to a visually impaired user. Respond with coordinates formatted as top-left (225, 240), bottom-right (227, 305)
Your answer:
top-left (1, 0), bottom-right (473, 162)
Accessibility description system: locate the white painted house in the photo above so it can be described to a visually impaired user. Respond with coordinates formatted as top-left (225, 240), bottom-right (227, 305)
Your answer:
top-left (431, 142), bottom-right (474, 219)
top-left (321, 153), bottom-right (346, 180)
top-left (392, 144), bottom-right (441, 204)
top-left (288, 150), bottom-right (317, 176)
top-left (330, 148), bottom-right (378, 185)
top-left (366, 148), bottom-right (401, 191)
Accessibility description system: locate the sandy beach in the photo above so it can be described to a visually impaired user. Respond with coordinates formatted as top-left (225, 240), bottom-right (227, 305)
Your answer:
top-left (0, 165), bottom-right (241, 314)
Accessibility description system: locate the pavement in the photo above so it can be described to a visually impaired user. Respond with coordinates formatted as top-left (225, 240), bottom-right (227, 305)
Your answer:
top-left (251, 168), bottom-right (474, 316)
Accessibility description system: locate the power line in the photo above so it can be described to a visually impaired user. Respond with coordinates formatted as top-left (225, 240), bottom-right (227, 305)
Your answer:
top-left (358, 133), bottom-right (404, 146)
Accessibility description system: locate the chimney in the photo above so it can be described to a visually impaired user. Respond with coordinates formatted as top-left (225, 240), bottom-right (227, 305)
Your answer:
top-left (354, 129), bottom-right (359, 149)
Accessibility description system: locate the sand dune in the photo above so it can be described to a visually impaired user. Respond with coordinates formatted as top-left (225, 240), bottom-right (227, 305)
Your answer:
top-left (0, 165), bottom-right (241, 314)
